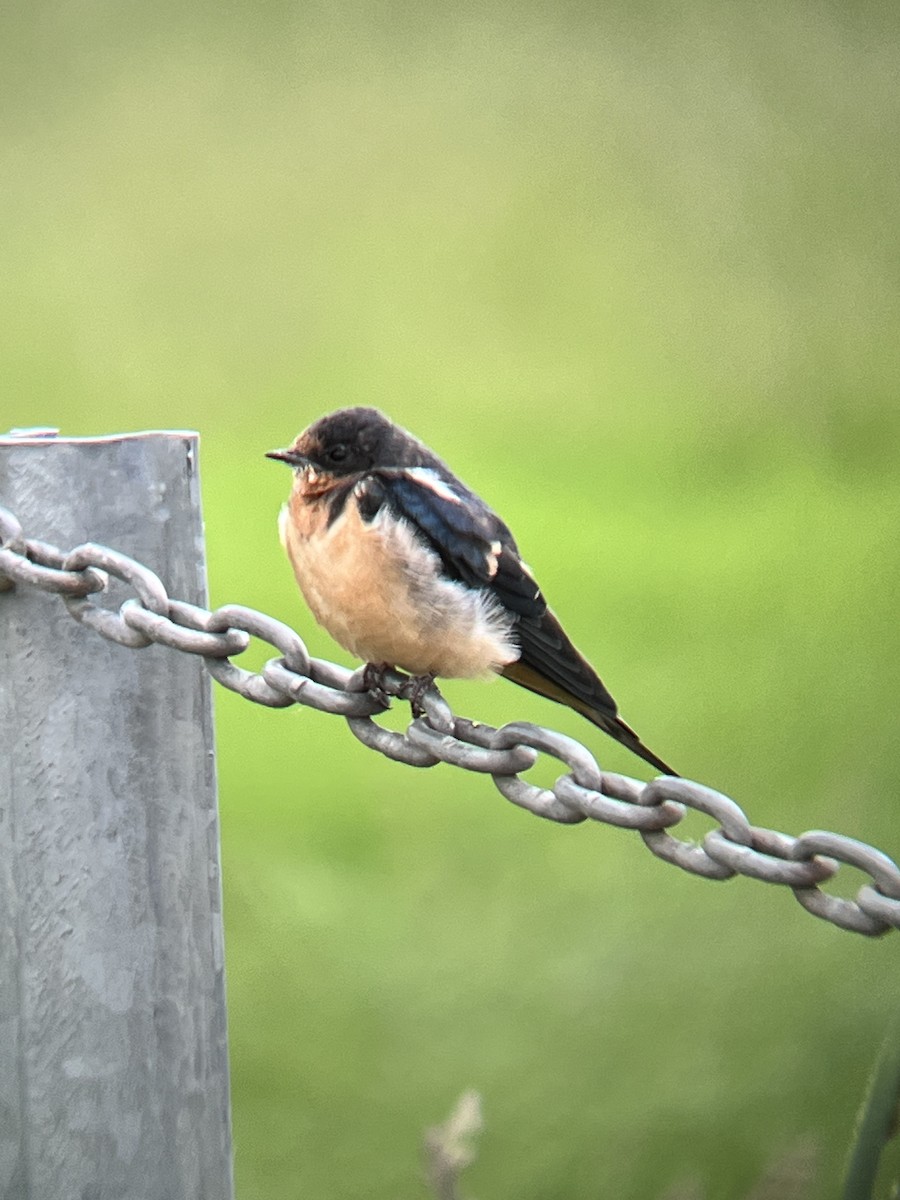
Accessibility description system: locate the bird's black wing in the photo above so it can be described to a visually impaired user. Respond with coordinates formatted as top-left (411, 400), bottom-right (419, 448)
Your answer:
top-left (363, 467), bottom-right (615, 713)
top-left (360, 467), bottom-right (677, 774)
top-left (363, 467), bottom-right (545, 618)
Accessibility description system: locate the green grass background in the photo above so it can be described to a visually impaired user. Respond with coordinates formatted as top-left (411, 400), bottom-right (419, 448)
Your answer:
top-left (3, 2), bottom-right (900, 1196)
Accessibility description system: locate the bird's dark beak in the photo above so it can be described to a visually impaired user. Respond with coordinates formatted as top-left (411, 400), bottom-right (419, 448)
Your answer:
top-left (266, 447), bottom-right (310, 468)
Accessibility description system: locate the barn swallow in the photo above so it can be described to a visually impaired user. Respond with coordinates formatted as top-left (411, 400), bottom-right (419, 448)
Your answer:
top-left (267, 407), bottom-right (677, 775)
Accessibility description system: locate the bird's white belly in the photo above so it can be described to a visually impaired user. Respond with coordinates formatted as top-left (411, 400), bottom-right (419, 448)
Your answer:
top-left (280, 497), bottom-right (518, 678)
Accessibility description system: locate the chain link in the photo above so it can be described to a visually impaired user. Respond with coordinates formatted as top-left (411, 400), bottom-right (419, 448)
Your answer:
top-left (2, 502), bottom-right (899, 938)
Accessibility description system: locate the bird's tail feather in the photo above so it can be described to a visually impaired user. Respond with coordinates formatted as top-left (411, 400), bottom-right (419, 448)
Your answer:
top-left (586, 710), bottom-right (679, 777)
top-left (501, 614), bottom-right (679, 777)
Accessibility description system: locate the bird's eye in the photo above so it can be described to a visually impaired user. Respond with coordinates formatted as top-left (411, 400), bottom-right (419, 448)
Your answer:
top-left (327, 444), bottom-right (349, 464)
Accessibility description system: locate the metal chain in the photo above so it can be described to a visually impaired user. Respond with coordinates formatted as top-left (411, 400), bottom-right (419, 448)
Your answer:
top-left (2, 502), bottom-right (898, 939)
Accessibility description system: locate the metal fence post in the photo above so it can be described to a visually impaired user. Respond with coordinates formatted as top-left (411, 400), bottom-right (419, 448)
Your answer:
top-left (0, 431), bottom-right (233, 1200)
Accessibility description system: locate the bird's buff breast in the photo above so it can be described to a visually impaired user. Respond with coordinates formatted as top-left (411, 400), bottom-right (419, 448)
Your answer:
top-left (279, 489), bottom-right (517, 678)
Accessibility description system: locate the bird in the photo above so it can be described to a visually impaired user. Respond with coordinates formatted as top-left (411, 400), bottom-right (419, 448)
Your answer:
top-left (267, 407), bottom-right (677, 776)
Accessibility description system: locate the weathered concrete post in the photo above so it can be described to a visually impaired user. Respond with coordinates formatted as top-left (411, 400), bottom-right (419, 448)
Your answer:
top-left (0, 431), bottom-right (233, 1200)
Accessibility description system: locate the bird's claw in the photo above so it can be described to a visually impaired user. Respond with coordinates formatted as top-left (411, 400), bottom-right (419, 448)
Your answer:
top-left (362, 664), bottom-right (437, 719)
top-left (406, 672), bottom-right (437, 719)
top-left (362, 662), bottom-right (393, 709)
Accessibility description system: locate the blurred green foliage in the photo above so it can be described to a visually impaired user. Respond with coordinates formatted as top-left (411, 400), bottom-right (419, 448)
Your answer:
top-left (3, 2), bottom-right (900, 1197)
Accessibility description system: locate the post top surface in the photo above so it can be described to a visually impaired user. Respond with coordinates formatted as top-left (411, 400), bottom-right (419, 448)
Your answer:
top-left (1, 429), bottom-right (199, 446)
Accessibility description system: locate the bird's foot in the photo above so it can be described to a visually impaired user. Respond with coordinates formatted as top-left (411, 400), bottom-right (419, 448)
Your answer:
top-left (362, 661), bottom-right (394, 709)
top-left (406, 672), bottom-right (437, 719)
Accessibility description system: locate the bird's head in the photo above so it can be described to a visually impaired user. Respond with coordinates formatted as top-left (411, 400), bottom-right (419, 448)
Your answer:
top-left (266, 407), bottom-right (438, 480)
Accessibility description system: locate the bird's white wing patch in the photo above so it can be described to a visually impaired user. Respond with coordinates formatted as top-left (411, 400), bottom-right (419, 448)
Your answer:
top-left (403, 467), bottom-right (462, 504)
top-left (485, 539), bottom-right (502, 579)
